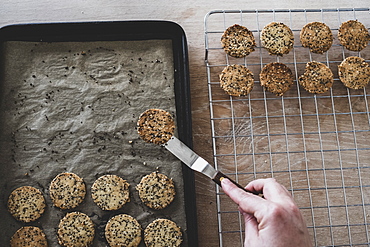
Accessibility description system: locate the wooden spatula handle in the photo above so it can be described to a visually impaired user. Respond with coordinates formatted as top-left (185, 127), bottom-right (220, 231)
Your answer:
top-left (212, 171), bottom-right (261, 196)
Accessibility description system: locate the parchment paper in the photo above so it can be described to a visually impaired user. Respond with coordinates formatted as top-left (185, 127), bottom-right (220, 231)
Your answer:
top-left (0, 40), bottom-right (188, 246)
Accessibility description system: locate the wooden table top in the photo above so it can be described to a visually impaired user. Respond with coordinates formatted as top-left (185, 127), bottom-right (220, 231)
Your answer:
top-left (0, 1), bottom-right (367, 246)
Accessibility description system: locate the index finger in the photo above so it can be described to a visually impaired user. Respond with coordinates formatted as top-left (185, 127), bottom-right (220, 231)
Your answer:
top-left (221, 178), bottom-right (268, 215)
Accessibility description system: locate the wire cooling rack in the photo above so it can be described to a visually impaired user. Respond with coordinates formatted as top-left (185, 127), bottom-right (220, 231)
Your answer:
top-left (204, 8), bottom-right (370, 247)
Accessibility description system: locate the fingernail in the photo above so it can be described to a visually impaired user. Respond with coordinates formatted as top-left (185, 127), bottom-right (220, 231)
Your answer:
top-left (221, 177), bottom-right (231, 186)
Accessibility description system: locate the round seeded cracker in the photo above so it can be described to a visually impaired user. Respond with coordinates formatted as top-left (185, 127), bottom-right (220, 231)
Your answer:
top-left (91, 174), bottom-right (130, 211)
top-left (57, 212), bottom-right (95, 247)
top-left (10, 226), bottom-right (48, 247)
top-left (7, 186), bottom-right (46, 223)
top-left (219, 64), bottom-right (254, 96)
top-left (338, 20), bottom-right (370, 51)
top-left (300, 22), bottom-right (333, 53)
top-left (105, 214), bottom-right (142, 247)
top-left (136, 172), bottom-right (176, 210)
top-left (49, 172), bottom-right (86, 210)
top-left (137, 109), bottom-right (175, 145)
top-left (261, 22), bottom-right (294, 56)
top-left (221, 24), bottom-right (256, 58)
top-left (338, 56), bottom-right (370, 89)
top-left (259, 62), bottom-right (294, 96)
top-left (298, 61), bottom-right (334, 94)
top-left (144, 219), bottom-right (182, 247)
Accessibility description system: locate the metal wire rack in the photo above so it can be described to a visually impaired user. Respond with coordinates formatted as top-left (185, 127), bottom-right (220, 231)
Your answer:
top-left (204, 8), bottom-right (370, 247)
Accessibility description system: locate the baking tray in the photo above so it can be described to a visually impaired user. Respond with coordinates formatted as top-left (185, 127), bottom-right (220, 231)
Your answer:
top-left (205, 8), bottom-right (370, 247)
top-left (0, 21), bottom-right (197, 246)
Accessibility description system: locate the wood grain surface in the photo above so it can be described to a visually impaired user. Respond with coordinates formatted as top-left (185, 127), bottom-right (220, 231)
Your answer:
top-left (0, 1), bottom-right (369, 246)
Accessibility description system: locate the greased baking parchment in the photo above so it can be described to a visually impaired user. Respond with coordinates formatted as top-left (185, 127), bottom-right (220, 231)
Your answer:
top-left (0, 40), bottom-right (188, 246)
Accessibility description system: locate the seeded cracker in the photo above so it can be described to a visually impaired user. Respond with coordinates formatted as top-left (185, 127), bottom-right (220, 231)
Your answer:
top-left (10, 226), bottom-right (48, 247)
top-left (338, 56), bottom-right (370, 89)
top-left (49, 172), bottom-right (86, 210)
top-left (219, 64), bottom-right (254, 96)
top-left (105, 214), bottom-right (142, 247)
top-left (57, 212), bottom-right (95, 247)
top-left (136, 172), bottom-right (176, 210)
top-left (221, 24), bottom-right (256, 58)
top-left (144, 219), bottom-right (182, 247)
top-left (91, 174), bottom-right (130, 210)
top-left (261, 22), bottom-right (294, 56)
top-left (300, 22), bottom-right (333, 53)
top-left (338, 20), bottom-right (370, 51)
top-left (259, 62), bottom-right (294, 96)
top-left (137, 109), bottom-right (175, 145)
top-left (298, 61), bottom-right (334, 94)
top-left (7, 186), bottom-right (46, 223)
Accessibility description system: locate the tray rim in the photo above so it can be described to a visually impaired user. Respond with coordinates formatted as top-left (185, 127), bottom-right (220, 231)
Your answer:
top-left (0, 20), bottom-right (197, 247)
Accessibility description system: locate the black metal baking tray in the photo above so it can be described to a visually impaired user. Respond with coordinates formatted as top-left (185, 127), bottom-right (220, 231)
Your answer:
top-left (0, 21), bottom-right (197, 246)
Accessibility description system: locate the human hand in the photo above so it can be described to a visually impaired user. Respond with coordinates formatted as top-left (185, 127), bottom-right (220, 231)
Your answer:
top-left (221, 178), bottom-right (312, 247)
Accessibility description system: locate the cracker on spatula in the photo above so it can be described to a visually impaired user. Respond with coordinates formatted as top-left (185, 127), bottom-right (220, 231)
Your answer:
top-left (137, 109), bottom-right (175, 145)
